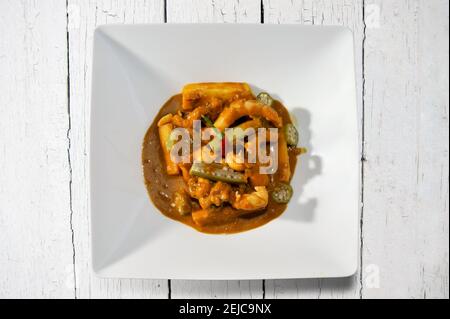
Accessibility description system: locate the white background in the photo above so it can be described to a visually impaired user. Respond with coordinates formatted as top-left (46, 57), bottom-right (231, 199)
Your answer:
top-left (0, 0), bottom-right (448, 299)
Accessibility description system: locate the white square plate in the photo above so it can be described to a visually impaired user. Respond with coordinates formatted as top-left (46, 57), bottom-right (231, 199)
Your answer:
top-left (90, 24), bottom-right (359, 279)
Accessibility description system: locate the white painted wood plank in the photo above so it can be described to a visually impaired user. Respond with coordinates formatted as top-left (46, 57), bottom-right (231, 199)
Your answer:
top-left (0, 0), bottom-right (74, 298)
top-left (362, 0), bottom-right (449, 299)
top-left (167, 0), bottom-right (261, 23)
top-left (166, 0), bottom-right (263, 299)
top-left (263, 0), bottom-right (364, 299)
top-left (67, 0), bottom-right (169, 299)
top-left (170, 280), bottom-right (263, 299)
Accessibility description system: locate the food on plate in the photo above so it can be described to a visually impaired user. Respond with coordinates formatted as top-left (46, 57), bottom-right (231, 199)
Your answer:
top-left (142, 82), bottom-right (305, 234)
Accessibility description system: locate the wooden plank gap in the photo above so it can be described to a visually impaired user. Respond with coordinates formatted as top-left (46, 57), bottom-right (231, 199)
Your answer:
top-left (359, 0), bottom-right (367, 300)
top-left (65, 0), bottom-right (77, 299)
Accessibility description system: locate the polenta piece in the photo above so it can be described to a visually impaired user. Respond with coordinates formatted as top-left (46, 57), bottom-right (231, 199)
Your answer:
top-left (158, 122), bottom-right (179, 175)
top-left (181, 82), bottom-right (254, 110)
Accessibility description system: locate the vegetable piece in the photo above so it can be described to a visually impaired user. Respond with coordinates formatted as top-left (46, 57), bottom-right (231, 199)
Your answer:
top-left (201, 115), bottom-right (224, 154)
top-left (221, 138), bottom-right (227, 157)
top-left (283, 123), bottom-right (299, 146)
top-left (190, 163), bottom-right (247, 184)
top-left (158, 123), bottom-right (179, 175)
top-left (182, 82), bottom-right (254, 110)
top-left (203, 121), bottom-right (224, 154)
top-left (256, 92), bottom-right (274, 107)
top-left (277, 130), bottom-right (291, 182)
top-left (201, 115), bottom-right (214, 127)
top-left (271, 183), bottom-right (293, 204)
top-left (173, 190), bottom-right (192, 215)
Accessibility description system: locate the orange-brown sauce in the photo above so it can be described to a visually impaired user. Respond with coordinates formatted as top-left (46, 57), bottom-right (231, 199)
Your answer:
top-left (142, 94), bottom-right (298, 234)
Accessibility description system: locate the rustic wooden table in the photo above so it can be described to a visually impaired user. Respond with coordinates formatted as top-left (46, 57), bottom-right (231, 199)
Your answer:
top-left (0, 0), bottom-right (448, 299)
